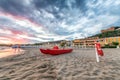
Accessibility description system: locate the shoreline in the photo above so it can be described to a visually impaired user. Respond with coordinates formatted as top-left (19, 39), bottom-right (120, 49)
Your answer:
top-left (0, 48), bottom-right (25, 59)
top-left (0, 48), bottom-right (120, 80)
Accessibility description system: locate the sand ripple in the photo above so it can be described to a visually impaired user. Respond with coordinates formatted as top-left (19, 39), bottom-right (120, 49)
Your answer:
top-left (0, 48), bottom-right (120, 80)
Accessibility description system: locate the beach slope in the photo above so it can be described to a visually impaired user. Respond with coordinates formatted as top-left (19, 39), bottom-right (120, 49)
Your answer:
top-left (0, 48), bottom-right (120, 80)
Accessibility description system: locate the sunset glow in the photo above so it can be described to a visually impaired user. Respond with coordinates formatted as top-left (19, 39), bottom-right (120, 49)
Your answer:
top-left (0, 0), bottom-right (120, 44)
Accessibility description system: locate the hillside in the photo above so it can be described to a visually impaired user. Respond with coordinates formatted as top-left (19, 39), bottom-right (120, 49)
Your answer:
top-left (92, 30), bottom-right (120, 38)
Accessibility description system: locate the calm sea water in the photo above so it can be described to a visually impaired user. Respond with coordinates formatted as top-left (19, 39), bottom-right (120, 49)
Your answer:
top-left (0, 46), bottom-right (24, 58)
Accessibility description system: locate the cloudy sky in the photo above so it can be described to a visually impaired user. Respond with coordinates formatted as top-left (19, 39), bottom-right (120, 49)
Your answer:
top-left (0, 0), bottom-right (120, 44)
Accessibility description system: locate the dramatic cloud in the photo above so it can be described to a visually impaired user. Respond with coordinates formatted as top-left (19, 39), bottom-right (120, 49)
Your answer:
top-left (0, 0), bottom-right (120, 44)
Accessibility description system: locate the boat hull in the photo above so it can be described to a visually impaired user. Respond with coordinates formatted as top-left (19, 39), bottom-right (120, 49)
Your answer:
top-left (40, 48), bottom-right (73, 55)
top-left (40, 49), bottom-right (49, 54)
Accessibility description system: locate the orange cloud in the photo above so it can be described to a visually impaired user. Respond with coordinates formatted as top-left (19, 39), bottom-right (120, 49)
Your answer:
top-left (0, 36), bottom-right (28, 44)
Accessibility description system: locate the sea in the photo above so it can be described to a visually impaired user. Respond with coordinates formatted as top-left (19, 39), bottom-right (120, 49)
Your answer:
top-left (0, 46), bottom-right (24, 58)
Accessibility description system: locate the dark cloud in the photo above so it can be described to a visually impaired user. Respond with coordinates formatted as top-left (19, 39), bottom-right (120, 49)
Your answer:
top-left (32, 0), bottom-right (87, 13)
top-left (0, 0), bottom-right (32, 16)
top-left (0, 0), bottom-right (88, 27)
top-left (0, 0), bottom-right (120, 43)
top-left (32, 0), bottom-right (58, 8)
top-left (0, 0), bottom-right (21, 14)
top-left (76, 0), bottom-right (87, 11)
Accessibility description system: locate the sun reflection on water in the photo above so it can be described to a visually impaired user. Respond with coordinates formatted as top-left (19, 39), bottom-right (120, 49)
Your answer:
top-left (0, 47), bottom-right (24, 58)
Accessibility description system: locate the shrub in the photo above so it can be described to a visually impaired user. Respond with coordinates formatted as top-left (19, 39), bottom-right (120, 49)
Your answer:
top-left (102, 45), bottom-right (116, 48)
top-left (104, 44), bottom-right (109, 48)
top-left (108, 46), bottom-right (116, 48)
top-left (60, 42), bottom-right (66, 48)
top-left (112, 42), bottom-right (119, 46)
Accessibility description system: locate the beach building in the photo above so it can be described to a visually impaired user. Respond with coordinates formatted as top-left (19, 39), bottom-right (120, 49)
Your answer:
top-left (96, 36), bottom-right (120, 47)
top-left (106, 37), bottom-right (120, 45)
top-left (44, 40), bottom-right (62, 47)
top-left (73, 39), bottom-right (81, 45)
top-left (73, 27), bottom-right (120, 47)
top-left (98, 38), bottom-right (105, 47)
top-left (73, 37), bottom-right (99, 47)
top-left (73, 36), bottom-right (120, 47)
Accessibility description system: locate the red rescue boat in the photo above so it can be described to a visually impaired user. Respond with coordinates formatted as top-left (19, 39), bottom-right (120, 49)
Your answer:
top-left (40, 48), bottom-right (49, 54)
top-left (40, 46), bottom-right (73, 55)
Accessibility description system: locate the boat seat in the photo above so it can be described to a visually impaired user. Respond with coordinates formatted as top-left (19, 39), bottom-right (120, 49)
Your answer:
top-left (53, 46), bottom-right (59, 49)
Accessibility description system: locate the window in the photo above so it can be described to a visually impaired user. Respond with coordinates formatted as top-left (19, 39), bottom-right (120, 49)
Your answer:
top-left (116, 38), bottom-right (118, 42)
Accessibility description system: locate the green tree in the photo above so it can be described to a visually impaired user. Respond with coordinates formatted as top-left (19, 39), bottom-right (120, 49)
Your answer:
top-left (60, 41), bottom-right (66, 48)
top-left (104, 44), bottom-right (109, 48)
top-left (112, 42), bottom-right (119, 46)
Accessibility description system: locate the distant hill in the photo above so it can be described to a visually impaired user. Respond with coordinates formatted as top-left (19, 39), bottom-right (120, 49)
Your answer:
top-left (92, 30), bottom-right (120, 38)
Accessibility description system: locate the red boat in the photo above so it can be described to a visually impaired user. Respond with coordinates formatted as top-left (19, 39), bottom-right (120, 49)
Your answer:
top-left (40, 48), bottom-right (49, 54)
top-left (40, 46), bottom-right (73, 55)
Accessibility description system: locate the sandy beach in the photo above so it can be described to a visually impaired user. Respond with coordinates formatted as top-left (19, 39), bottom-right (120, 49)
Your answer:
top-left (0, 48), bottom-right (120, 80)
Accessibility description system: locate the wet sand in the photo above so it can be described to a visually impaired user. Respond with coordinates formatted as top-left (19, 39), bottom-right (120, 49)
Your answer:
top-left (0, 48), bottom-right (24, 58)
top-left (0, 48), bottom-right (120, 80)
